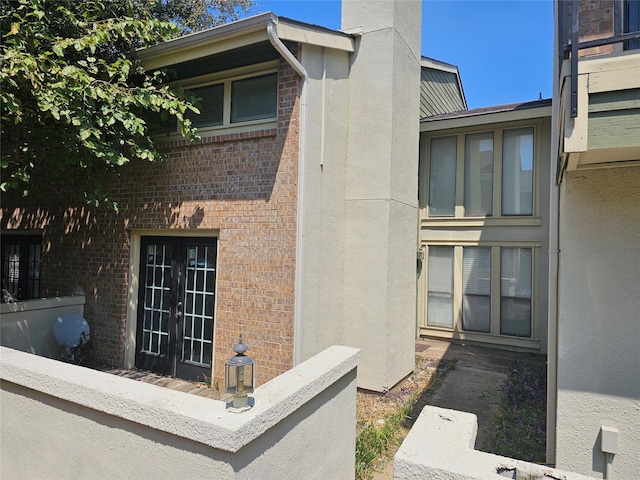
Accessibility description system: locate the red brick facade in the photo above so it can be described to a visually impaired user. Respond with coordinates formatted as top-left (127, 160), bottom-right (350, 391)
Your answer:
top-left (1, 55), bottom-right (300, 386)
top-left (566, 0), bottom-right (616, 56)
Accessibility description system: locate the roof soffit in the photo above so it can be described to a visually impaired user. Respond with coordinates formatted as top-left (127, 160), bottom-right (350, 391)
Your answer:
top-left (138, 13), bottom-right (354, 70)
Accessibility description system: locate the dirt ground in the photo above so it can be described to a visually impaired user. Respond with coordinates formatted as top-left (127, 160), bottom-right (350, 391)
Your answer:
top-left (359, 338), bottom-right (546, 479)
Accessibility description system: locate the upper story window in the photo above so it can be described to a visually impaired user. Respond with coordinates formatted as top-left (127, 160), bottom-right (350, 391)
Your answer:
top-left (427, 126), bottom-right (535, 218)
top-left (153, 64), bottom-right (279, 137)
top-left (184, 71), bottom-right (278, 132)
top-left (1, 234), bottom-right (42, 301)
top-left (624, 0), bottom-right (640, 50)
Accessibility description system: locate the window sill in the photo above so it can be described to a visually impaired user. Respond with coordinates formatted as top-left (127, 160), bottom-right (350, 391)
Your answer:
top-left (156, 119), bottom-right (278, 147)
top-left (421, 216), bottom-right (542, 228)
top-left (419, 326), bottom-right (540, 351)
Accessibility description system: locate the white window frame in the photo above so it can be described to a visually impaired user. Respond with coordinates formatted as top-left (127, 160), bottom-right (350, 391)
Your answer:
top-left (421, 120), bottom-right (543, 227)
top-left (160, 61), bottom-right (280, 139)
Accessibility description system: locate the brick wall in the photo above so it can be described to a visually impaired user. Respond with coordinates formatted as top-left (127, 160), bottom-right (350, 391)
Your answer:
top-left (1, 55), bottom-right (300, 386)
top-left (567, 0), bottom-right (615, 56)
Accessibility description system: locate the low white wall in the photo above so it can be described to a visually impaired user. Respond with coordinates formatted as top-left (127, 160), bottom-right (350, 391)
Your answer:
top-left (0, 295), bottom-right (85, 358)
top-left (394, 406), bottom-right (596, 480)
top-left (1, 344), bottom-right (359, 480)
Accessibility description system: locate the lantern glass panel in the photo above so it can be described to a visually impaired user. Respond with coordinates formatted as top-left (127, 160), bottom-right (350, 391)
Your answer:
top-left (225, 359), bottom-right (254, 394)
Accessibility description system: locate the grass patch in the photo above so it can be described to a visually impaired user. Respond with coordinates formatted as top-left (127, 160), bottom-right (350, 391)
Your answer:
top-left (355, 358), bottom-right (456, 480)
top-left (484, 360), bottom-right (547, 463)
top-left (355, 400), bottom-right (412, 479)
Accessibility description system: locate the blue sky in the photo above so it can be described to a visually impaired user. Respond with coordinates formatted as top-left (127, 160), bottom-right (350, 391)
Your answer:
top-left (248, 1), bottom-right (553, 109)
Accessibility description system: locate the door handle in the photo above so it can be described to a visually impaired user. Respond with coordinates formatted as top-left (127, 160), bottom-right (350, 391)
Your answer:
top-left (175, 302), bottom-right (183, 319)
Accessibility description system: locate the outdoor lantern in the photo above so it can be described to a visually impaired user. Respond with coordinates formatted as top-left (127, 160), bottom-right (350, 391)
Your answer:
top-left (225, 334), bottom-right (254, 412)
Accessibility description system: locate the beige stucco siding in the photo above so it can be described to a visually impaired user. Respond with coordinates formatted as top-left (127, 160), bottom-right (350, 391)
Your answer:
top-left (556, 166), bottom-right (640, 479)
top-left (340, 0), bottom-right (421, 391)
top-left (299, 43), bottom-right (350, 361)
top-left (418, 115), bottom-right (552, 353)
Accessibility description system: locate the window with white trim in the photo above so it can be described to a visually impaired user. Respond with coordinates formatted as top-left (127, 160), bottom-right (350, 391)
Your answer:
top-left (186, 72), bottom-right (278, 129)
top-left (427, 126), bottom-right (536, 218)
top-left (155, 67), bottom-right (279, 135)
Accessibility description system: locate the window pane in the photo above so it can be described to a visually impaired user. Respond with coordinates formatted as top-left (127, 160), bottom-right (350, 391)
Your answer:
top-left (1, 235), bottom-right (42, 300)
top-left (462, 247), bottom-right (491, 332)
top-left (464, 132), bottom-right (493, 216)
top-left (231, 73), bottom-right (278, 123)
top-left (428, 136), bottom-right (457, 217)
top-left (502, 127), bottom-right (534, 216)
top-left (624, 0), bottom-right (640, 50)
top-left (185, 83), bottom-right (224, 128)
top-left (427, 246), bottom-right (454, 329)
top-left (501, 247), bottom-right (532, 337)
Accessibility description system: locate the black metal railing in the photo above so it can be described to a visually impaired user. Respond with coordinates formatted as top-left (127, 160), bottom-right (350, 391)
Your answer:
top-left (560, 0), bottom-right (640, 118)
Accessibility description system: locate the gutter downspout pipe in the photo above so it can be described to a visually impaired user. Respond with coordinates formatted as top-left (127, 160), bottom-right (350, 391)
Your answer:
top-left (547, 0), bottom-right (561, 465)
top-left (267, 20), bottom-right (308, 366)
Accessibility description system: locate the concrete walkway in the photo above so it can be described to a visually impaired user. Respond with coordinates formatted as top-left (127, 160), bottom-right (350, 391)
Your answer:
top-left (415, 338), bottom-right (545, 450)
top-left (373, 338), bottom-right (546, 479)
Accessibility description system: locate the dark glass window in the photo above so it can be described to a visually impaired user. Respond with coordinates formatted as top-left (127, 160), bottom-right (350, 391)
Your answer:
top-left (1, 234), bottom-right (42, 300)
top-left (624, 0), bottom-right (640, 50)
top-left (185, 83), bottom-right (224, 128)
top-left (231, 73), bottom-right (278, 123)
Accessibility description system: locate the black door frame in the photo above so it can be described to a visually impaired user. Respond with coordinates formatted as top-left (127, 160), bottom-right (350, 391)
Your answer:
top-left (135, 236), bottom-right (217, 381)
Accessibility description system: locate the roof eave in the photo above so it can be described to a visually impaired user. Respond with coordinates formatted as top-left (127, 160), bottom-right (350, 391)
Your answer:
top-left (137, 12), bottom-right (354, 70)
top-left (421, 102), bottom-right (552, 132)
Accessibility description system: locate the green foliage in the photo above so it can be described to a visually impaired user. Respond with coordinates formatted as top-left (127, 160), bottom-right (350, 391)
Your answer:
top-left (355, 359), bottom-right (457, 480)
top-left (0, 0), bottom-right (250, 209)
top-left (485, 361), bottom-right (547, 463)
top-left (355, 401), bottom-right (412, 480)
top-left (151, 0), bottom-right (253, 34)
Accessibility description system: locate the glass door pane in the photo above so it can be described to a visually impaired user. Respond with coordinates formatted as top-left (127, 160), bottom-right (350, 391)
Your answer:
top-left (182, 244), bottom-right (216, 367)
top-left (141, 243), bottom-right (172, 357)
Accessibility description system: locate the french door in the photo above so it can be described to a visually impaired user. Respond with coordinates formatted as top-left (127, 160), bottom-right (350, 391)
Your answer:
top-left (135, 237), bottom-right (217, 381)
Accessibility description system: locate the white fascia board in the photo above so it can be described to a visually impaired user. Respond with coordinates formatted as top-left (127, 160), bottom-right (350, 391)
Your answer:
top-left (137, 13), bottom-right (354, 71)
top-left (276, 21), bottom-right (355, 52)
top-left (420, 106), bottom-right (552, 133)
top-left (420, 56), bottom-right (458, 74)
top-left (138, 13), bottom-right (275, 69)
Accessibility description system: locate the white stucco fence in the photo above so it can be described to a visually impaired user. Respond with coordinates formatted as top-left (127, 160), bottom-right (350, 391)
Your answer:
top-left (0, 295), bottom-right (85, 358)
top-left (395, 406), bottom-right (596, 480)
top-left (1, 344), bottom-right (359, 480)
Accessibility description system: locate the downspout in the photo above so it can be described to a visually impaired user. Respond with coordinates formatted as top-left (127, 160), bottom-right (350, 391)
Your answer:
top-left (547, 0), bottom-right (561, 465)
top-left (267, 21), bottom-right (308, 366)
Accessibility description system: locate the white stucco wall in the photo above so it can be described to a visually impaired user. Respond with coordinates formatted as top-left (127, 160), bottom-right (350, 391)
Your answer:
top-left (340, 0), bottom-right (422, 391)
top-left (299, 43), bottom-right (350, 361)
top-left (556, 166), bottom-right (640, 479)
top-left (1, 345), bottom-right (359, 480)
top-left (0, 295), bottom-right (85, 358)
top-left (395, 406), bottom-right (596, 480)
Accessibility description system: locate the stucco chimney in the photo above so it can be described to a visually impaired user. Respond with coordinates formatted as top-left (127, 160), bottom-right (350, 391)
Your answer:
top-left (341, 0), bottom-right (422, 391)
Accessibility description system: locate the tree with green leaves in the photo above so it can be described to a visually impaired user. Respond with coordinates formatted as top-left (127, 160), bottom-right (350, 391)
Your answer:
top-left (1, 0), bottom-right (252, 209)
